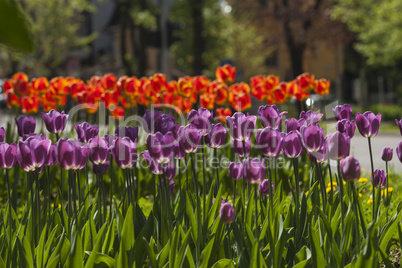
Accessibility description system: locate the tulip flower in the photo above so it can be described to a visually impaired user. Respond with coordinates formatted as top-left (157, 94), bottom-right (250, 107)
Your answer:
top-left (15, 116), bottom-right (36, 137)
top-left (216, 108), bottom-right (232, 123)
top-left (340, 156), bottom-right (361, 182)
top-left (259, 179), bottom-right (273, 196)
top-left (397, 141), bottom-right (402, 163)
top-left (0, 127), bottom-right (4, 142)
top-left (257, 104), bottom-right (287, 129)
top-left (87, 136), bottom-right (109, 165)
top-left (285, 118), bottom-right (305, 133)
top-left (299, 110), bottom-right (323, 125)
top-left (164, 161), bottom-right (176, 179)
top-left (256, 127), bottom-right (283, 158)
top-left (282, 131), bottom-right (303, 158)
top-left (174, 141), bottom-right (187, 159)
top-left (204, 123), bottom-right (226, 148)
top-left (226, 112), bottom-right (257, 141)
top-left (336, 119), bottom-right (355, 139)
top-left (187, 108), bottom-right (213, 136)
top-left (355, 111), bottom-right (381, 138)
top-left (178, 124), bottom-right (202, 153)
top-left (23, 133), bottom-right (46, 141)
top-left (300, 124), bottom-right (324, 153)
top-left (111, 137), bottom-right (137, 169)
top-left (41, 110), bottom-right (68, 134)
top-left (93, 161), bottom-right (109, 175)
top-left (381, 147), bottom-right (393, 162)
top-left (143, 110), bottom-right (179, 135)
top-left (310, 138), bottom-right (328, 163)
top-left (141, 150), bottom-right (163, 175)
top-left (333, 104), bottom-right (353, 121)
top-left (372, 169), bottom-right (386, 188)
top-left (219, 202), bottom-right (235, 223)
top-left (0, 142), bottom-right (17, 169)
top-left (229, 162), bottom-right (243, 180)
top-left (233, 139), bottom-right (251, 157)
top-left (242, 157), bottom-right (265, 184)
top-left (145, 132), bottom-right (175, 164)
top-left (327, 131), bottom-right (350, 160)
top-left (75, 122), bottom-right (99, 143)
top-left (396, 119), bottom-right (402, 135)
top-left (115, 126), bottom-right (139, 143)
top-left (46, 144), bottom-right (57, 166)
top-left (105, 134), bottom-right (118, 147)
top-left (57, 139), bottom-right (88, 171)
top-left (17, 136), bottom-right (52, 172)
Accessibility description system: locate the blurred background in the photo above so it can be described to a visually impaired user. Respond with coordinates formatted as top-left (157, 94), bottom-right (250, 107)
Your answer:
top-left (0, 0), bottom-right (401, 114)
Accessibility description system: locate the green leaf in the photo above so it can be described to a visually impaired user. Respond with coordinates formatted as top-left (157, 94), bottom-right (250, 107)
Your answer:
top-left (22, 236), bottom-right (33, 268)
top-left (309, 226), bottom-right (327, 267)
top-left (44, 226), bottom-right (59, 266)
top-left (186, 192), bottom-right (198, 242)
top-left (210, 258), bottom-right (234, 267)
top-left (174, 227), bottom-right (192, 268)
top-left (293, 259), bottom-right (308, 268)
top-left (199, 237), bottom-right (215, 268)
top-left (70, 233), bottom-right (83, 268)
top-left (143, 237), bottom-right (158, 268)
top-left (379, 214), bottom-right (400, 254)
top-left (0, 0), bottom-right (34, 52)
top-left (84, 224), bottom-right (107, 268)
top-left (36, 223), bottom-right (47, 268)
top-left (133, 211), bottom-right (154, 267)
top-left (102, 220), bottom-right (116, 254)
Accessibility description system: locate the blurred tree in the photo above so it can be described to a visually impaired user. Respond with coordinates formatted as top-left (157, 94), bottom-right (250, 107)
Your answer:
top-left (3, 0), bottom-right (96, 77)
top-left (332, 0), bottom-right (402, 67)
top-left (171, 0), bottom-right (270, 79)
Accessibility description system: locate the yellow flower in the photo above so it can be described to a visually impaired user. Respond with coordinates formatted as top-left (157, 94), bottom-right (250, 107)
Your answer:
top-left (358, 178), bottom-right (368, 183)
top-left (343, 181), bottom-right (346, 185)
top-left (326, 187), bottom-right (332, 193)
top-left (305, 191), bottom-right (309, 196)
top-left (361, 168), bottom-right (366, 173)
top-left (359, 193), bottom-right (362, 197)
top-left (367, 199), bottom-right (373, 205)
top-left (327, 181), bottom-right (337, 187)
top-left (388, 187), bottom-right (394, 192)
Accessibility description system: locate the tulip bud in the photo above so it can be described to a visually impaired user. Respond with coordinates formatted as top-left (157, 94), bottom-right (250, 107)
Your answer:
top-left (355, 111), bottom-right (381, 138)
top-left (41, 110), bottom-right (68, 134)
top-left (340, 156), bottom-right (361, 182)
top-left (259, 179), bottom-right (273, 196)
top-left (381, 147), bottom-right (393, 162)
top-left (229, 162), bottom-right (243, 180)
top-left (219, 202), bottom-right (235, 224)
top-left (372, 169), bottom-right (386, 188)
top-left (15, 116), bottom-right (36, 137)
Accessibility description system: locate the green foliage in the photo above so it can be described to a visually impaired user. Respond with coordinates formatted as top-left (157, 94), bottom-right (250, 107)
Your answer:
top-left (332, 0), bottom-right (402, 66)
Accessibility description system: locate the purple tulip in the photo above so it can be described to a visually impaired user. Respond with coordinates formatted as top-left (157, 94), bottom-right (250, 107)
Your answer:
top-left (57, 139), bottom-right (88, 171)
top-left (397, 141), bottom-right (402, 163)
top-left (105, 134), bottom-right (118, 147)
top-left (141, 150), bottom-right (163, 175)
top-left (340, 156), bottom-right (361, 182)
top-left (87, 136), bottom-right (109, 165)
top-left (143, 110), bottom-right (179, 136)
top-left (111, 137), bottom-right (137, 169)
top-left (204, 123), bottom-right (226, 148)
top-left (299, 110), bottom-right (323, 125)
top-left (0, 127), bottom-right (5, 142)
top-left (285, 118), bottom-right (305, 133)
top-left (229, 162), bottom-right (243, 180)
top-left (309, 138), bottom-right (328, 163)
top-left (327, 131), bottom-right (350, 160)
top-left (174, 141), bottom-right (187, 159)
top-left (146, 132), bottom-right (175, 164)
top-left (355, 112), bottom-right (381, 138)
top-left (372, 169), bottom-right (386, 188)
top-left (333, 104), bottom-right (353, 121)
top-left (300, 124), bottom-right (324, 153)
top-left (17, 136), bottom-right (52, 172)
top-left (187, 108), bottom-right (213, 136)
top-left (381, 147), bottom-right (393, 162)
top-left (336, 119), bottom-right (355, 139)
top-left (242, 157), bottom-right (266, 184)
top-left (75, 122), bottom-right (99, 143)
top-left (0, 142), bottom-right (17, 169)
top-left (219, 202), bottom-right (235, 224)
top-left (226, 112), bottom-right (257, 141)
top-left (164, 161), bottom-right (176, 179)
top-left (256, 127), bottom-right (284, 158)
top-left (233, 139), bottom-right (251, 158)
top-left (93, 161), bottom-right (109, 175)
top-left (41, 110), bottom-right (68, 134)
top-left (282, 131), bottom-right (303, 158)
top-left (396, 119), bottom-right (402, 135)
top-left (23, 133), bottom-right (46, 141)
top-left (46, 144), bottom-right (57, 166)
top-left (115, 126), bottom-right (139, 143)
top-left (257, 104), bottom-right (287, 129)
top-left (15, 116), bottom-right (36, 137)
top-left (178, 124), bottom-right (202, 153)
top-left (259, 179), bottom-right (273, 196)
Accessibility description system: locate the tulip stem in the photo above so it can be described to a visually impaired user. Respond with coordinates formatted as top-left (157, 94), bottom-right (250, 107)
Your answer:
top-left (6, 169), bottom-right (12, 264)
top-left (316, 162), bottom-right (326, 212)
top-left (368, 137), bottom-right (376, 221)
top-left (385, 161), bottom-right (389, 222)
top-left (233, 180), bottom-right (236, 204)
top-left (254, 184), bottom-right (259, 267)
top-left (351, 182), bottom-right (360, 251)
top-left (109, 155), bottom-right (114, 221)
top-left (214, 148), bottom-right (220, 196)
top-left (337, 160), bottom-right (345, 264)
top-left (293, 158), bottom-right (300, 248)
top-left (185, 157), bottom-right (189, 192)
top-left (328, 159), bottom-right (334, 208)
top-left (201, 137), bottom-right (206, 224)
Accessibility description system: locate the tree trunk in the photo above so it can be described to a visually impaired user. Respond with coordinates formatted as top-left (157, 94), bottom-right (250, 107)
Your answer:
top-left (192, 0), bottom-right (204, 75)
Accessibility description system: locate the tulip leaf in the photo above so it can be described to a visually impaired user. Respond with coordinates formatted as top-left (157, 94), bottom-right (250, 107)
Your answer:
top-left (157, 242), bottom-right (170, 266)
top-left (0, 0), bottom-right (34, 53)
top-left (210, 259), bottom-right (234, 268)
top-left (16, 237), bottom-right (29, 268)
top-left (84, 223), bottom-right (107, 268)
top-left (174, 227), bottom-right (192, 268)
top-left (293, 259), bottom-right (308, 268)
top-left (70, 233), bottom-right (83, 268)
top-left (44, 225), bottom-right (59, 265)
top-left (133, 211), bottom-right (154, 267)
top-left (47, 231), bottom-right (66, 268)
top-left (22, 236), bottom-right (33, 268)
top-left (36, 223), bottom-right (47, 268)
top-left (143, 237), bottom-right (158, 268)
top-left (199, 236), bottom-right (215, 268)
top-left (309, 226), bottom-right (326, 267)
top-left (379, 213), bottom-right (400, 256)
top-left (186, 192), bottom-right (198, 242)
top-left (102, 220), bottom-right (116, 254)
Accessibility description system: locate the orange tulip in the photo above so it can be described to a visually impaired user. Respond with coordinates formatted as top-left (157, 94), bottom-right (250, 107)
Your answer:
top-left (110, 106), bottom-right (125, 120)
top-left (14, 79), bottom-right (30, 96)
top-left (21, 96), bottom-right (39, 114)
top-left (313, 79), bottom-right (330, 95)
top-left (193, 75), bottom-right (210, 93)
top-left (182, 98), bottom-right (193, 114)
top-left (266, 93), bottom-right (276, 105)
top-left (101, 73), bottom-right (117, 90)
top-left (12, 72), bottom-right (28, 82)
top-left (32, 77), bottom-right (49, 94)
top-left (297, 72), bottom-right (315, 92)
top-left (228, 82), bottom-right (252, 111)
top-left (41, 92), bottom-right (57, 112)
top-left (200, 93), bottom-right (215, 110)
top-left (150, 73), bottom-right (167, 93)
top-left (5, 90), bottom-right (19, 109)
top-left (250, 75), bottom-right (267, 101)
top-left (2, 80), bottom-right (14, 94)
top-left (266, 75), bottom-right (279, 92)
top-left (216, 64), bottom-right (236, 84)
top-left (177, 76), bottom-right (193, 97)
top-left (216, 107), bottom-right (232, 123)
top-left (166, 81), bottom-right (178, 95)
top-left (50, 77), bottom-right (69, 95)
top-left (76, 91), bottom-right (98, 113)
